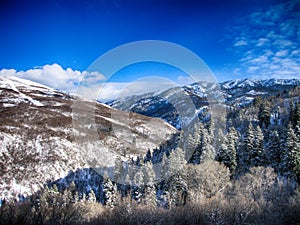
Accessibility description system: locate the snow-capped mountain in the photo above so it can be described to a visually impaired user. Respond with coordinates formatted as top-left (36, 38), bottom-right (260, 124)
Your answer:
top-left (107, 78), bottom-right (300, 129)
top-left (0, 76), bottom-right (178, 200)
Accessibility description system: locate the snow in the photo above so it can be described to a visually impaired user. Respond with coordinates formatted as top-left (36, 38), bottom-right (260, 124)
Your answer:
top-left (246, 90), bottom-right (267, 95)
top-left (2, 103), bottom-right (15, 107)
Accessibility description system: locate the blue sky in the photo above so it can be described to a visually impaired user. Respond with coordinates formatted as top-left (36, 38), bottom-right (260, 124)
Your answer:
top-left (0, 0), bottom-right (299, 100)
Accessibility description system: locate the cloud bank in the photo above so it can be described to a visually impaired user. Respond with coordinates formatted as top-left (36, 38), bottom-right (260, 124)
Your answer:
top-left (0, 64), bottom-right (183, 101)
top-left (0, 63), bottom-right (105, 93)
top-left (231, 0), bottom-right (300, 79)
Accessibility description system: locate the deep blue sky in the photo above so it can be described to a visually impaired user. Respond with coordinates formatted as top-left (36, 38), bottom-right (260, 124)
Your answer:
top-left (0, 0), bottom-right (299, 93)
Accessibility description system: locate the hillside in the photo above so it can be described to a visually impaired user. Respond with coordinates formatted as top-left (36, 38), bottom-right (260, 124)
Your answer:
top-left (0, 76), bottom-right (178, 200)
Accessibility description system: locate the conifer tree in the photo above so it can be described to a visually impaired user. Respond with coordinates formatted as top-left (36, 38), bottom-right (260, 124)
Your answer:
top-left (88, 189), bottom-right (97, 203)
top-left (165, 148), bottom-right (187, 206)
top-left (251, 126), bottom-right (265, 167)
top-left (258, 100), bottom-right (271, 128)
top-left (142, 162), bottom-right (157, 209)
top-left (282, 125), bottom-right (300, 181)
top-left (143, 162), bottom-right (156, 186)
top-left (113, 155), bottom-right (125, 184)
top-left (103, 176), bottom-right (119, 209)
top-left (188, 123), bottom-right (203, 164)
top-left (200, 127), bottom-right (215, 163)
top-left (240, 122), bottom-right (254, 171)
top-left (143, 185), bottom-right (157, 209)
top-left (132, 168), bottom-right (144, 203)
top-left (216, 127), bottom-right (238, 173)
top-left (266, 130), bottom-right (281, 170)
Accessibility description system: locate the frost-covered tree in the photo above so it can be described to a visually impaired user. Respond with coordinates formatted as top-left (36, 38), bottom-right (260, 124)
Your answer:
top-left (282, 125), bottom-right (300, 181)
top-left (132, 168), bottom-right (144, 203)
top-left (258, 100), bottom-right (271, 128)
top-left (266, 130), bottom-right (281, 170)
top-left (143, 162), bottom-right (156, 186)
top-left (251, 126), bottom-right (265, 167)
top-left (200, 127), bottom-right (215, 163)
top-left (165, 148), bottom-right (187, 207)
top-left (113, 155), bottom-right (126, 184)
top-left (216, 127), bottom-right (238, 173)
top-left (187, 123), bottom-right (203, 164)
top-left (88, 189), bottom-right (97, 203)
top-left (103, 176), bottom-right (119, 209)
top-left (143, 185), bottom-right (157, 209)
top-left (239, 122), bottom-right (254, 172)
top-left (141, 162), bottom-right (157, 209)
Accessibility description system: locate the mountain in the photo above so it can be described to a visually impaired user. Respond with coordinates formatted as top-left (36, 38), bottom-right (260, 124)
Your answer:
top-left (0, 76), bottom-right (178, 200)
top-left (107, 78), bottom-right (300, 129)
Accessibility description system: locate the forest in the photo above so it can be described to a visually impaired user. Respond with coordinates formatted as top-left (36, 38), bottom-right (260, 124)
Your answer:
top-left (1, 87), bottom-right (300, 225)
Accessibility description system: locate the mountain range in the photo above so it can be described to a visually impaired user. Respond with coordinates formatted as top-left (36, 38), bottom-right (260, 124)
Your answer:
top-left (1, 75), bottom-right (299, 200)
top-left (108, 78), bottom-right (300, 129)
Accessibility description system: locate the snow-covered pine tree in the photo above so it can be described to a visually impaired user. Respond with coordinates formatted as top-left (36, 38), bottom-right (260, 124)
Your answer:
top-left (142, 162), bottom-right (157, 209)
top-left (200, 126), bottom-right (215, 163)
top-left (239, 122), bottom-right (254, 172)
top-left (62, 188), bottom-right (73, 205)
top-left (216, 127), bottom-right (238, 173)
top-left (143, 162), bottom-right (156, 186)
top-left (165, 148), bottom-right (187, 207)
top-left (187, 123), bottom-right (202, 164)
top-left (103, 175), bottom-right (119, 209)
top-left (132, 168), bottom-right (144, 203)
top-left (266, 130), bottom-right (281, 171)
top-left (113, 155), bottom-right (126, 184)
top-left (251, 126), bottom-right (265, 167)
top-left (88, 189), bottom-right (97, 203)
top-left (258, 100), bottom-right (271, 128)
top-left (80, 193), bottom-right (87, 202)
top-left (143, 185), bottom-right (157, 209)
top-left (282, 125), bottom-right (300, 181)
top-left (160, 152), bottom-right (169, 182)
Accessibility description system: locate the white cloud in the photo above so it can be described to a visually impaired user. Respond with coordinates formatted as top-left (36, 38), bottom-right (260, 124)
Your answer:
top-left (256, 38), bottom-right (269, 47)
top-left (0, 63), bottom-right (105, 93)
top-left (234, 38), bottom-right (248, 47)
top-left (0, 64), bottom-right (183, 101)
top-left (275, 50), bottom-right (289, 57)
top-left (230, 0), bottom-right (300, 79)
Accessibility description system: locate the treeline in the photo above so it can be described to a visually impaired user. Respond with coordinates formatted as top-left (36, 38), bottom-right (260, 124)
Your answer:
top-left (1, 163), bottom-right (300, 224)
top-left (1, 93), bottom-right (300, 224)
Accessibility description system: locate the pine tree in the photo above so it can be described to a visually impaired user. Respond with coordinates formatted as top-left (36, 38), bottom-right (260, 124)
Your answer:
top-left (188, 123), bottom-right (203, 164)
top-left (88, 189), bottom-right (97, 203)
top-left (251, 126), bottom-right (265, 167)
top-left (266, 130), bottom-right (281, 171)
top-left (294, 103), bottom-right (300, 128)
top-left (143, 162), bottom-right (156, 186)
top-left (69, 181), bottom-right (78, 203)
top-left (80, 193), bottom-right (87, 202)
top-left (200, 127), bottom-right (215, 163)
top-left (165, 148), bottom-right (187, 207)
top-left (240, 122), bottom-right (254, 172)
top-left (258, 100), bottom-right (271, 128)
top-left (143, 185), bottom-right (157, 209)
top-left (282, 125), bottom-right (300, 181)
top-left (114, 155), bottom-right (126, 184)
top-left (216, 127), bottom-right (238, 173)
top-left (132, 168), bottom-right (144, 203)
top-left (142, 162), bottom-right (157, 209)
top-left (103, 176), bottom-right (119, 209)
top-left (159, 152), bottom-right (169, 182)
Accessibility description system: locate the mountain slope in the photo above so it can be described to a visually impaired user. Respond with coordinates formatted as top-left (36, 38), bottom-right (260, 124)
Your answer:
top-left (107, 78), bottom-right (300, 129)
top-left (0, 76), bottom-right (178, 200)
